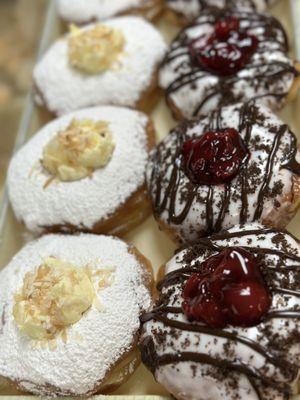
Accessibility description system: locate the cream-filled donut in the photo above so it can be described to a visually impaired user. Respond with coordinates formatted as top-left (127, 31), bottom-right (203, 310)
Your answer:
top-left (141, 223), bottom-right (300, 400)
top-left (8, 106), bottom-right (155, 235)
top-left (166, 0), bottom-right (278, 25)
top-left (146, 102), bottom-right (300, 243)
top-left (0, 233), bottom-right (153, 396)
top-left (33, 17), bottom-right (166, 116)
top-left (160, 8), bottom-right (298, 119)
top-left (56, 0), bottom-right (163, 23)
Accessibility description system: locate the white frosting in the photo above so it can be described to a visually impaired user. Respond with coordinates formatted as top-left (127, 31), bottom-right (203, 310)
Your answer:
top-left (0, 233), bottom-right (152, 396)
top-left (142, 222), bottom-right (300, 400)
top-left (8, 106), bottom-right (150, 234)
top-left (56, 0), bottom-right (157, 23)
top-left (33, 16), bottom-right (166, 116)
top-left (146, 103), bottom-right (300, 243)
top-left (166, 0), bottom-right (277, 21)
top-left (160, 10), bottom-right (295, 118)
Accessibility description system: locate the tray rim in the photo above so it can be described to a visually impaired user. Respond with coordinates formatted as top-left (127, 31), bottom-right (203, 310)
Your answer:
top-left (0, 0), bottom-right (57, 244)
top-left (0, 0), bottom-right (299, 398)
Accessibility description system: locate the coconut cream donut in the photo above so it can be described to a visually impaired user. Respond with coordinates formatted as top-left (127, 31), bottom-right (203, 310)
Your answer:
top-left (146, 102), bottom-right (300, 243)
top-left (166, 0), bottom-right (278, 25)
top-left (33, 16), bottom-right (166, 116)
top-left (160, 8), bottom-right (299, 120)
top-left (8, 106), bottom-right (155, 235)
top-left (0, 233), bottom-right (153, 396)
top-left (56, 0), bottom-right (163, 23)
top-left (141, 223), bottom-right (300, 400)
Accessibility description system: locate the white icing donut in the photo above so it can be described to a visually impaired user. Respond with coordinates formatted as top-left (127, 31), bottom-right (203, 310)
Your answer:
top-left (33, 16), bottom-right (166, 116)
top-left (146, 102), bottom-right (300, 243)
top-left (160, 8), bottom-right (296, 119)
top-left (0, 233), bottom-right (153, 396)
top-left (166, 0), bottom-right (278, 23)
top-left (56, 0), bottom-right (162, 23)
top-left (8, 106), bottom-right (152, 234)
top-left (141, 222), bottom-right (300, 400)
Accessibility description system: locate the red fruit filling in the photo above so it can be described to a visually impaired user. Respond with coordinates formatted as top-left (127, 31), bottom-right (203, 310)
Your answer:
top-left (182, 248), bottom-right (271, 328)
top-left (189, 16), bottom-right (258, 76)
top-left (182, 128), bottom-right (249, 185)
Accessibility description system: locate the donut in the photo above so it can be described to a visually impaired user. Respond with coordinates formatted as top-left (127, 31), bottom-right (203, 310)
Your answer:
top-left (33, 16), bottom-right (166, 117)
top-left (0, 233), bottom-right (153, 396)
top-left (165, 0), bottom-right (278, 25)
top-left (159, 8), bottom-right (299, 120)
top-left (56, 0), bottom-right (164, 23)
top-left (8, 106), bottom-right (155, 235)
top-left (146, 102), bottom-right (300, 243)
top-left (140, 222), bottom-right (300, 400)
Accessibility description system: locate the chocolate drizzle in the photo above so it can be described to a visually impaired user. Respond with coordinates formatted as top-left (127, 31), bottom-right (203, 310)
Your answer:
top-left (167, 0), bottom-right (278, 20)
top-left (140, 226), bottom-right (300, 399)
top-left (147, 102), bottom-right (300, 240)
top-left (161, 8), bottom-right (296, 118)
top-left (281, 133), bottom-right (300, 175)
top-left (253, 124), bottom-right (288, 221)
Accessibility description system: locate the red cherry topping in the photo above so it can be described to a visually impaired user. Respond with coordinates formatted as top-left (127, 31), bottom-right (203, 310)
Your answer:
top-left (215, 17), bottom-right (240, 39)
top-left (189, 16), bottom-right (258, 76)
top-left (183, 296), bottom-right (226, 328)
top-left (182, 128), bottom-right (249, 185)
top-left (223, 281), bottom-right (272, 326)
top-left (182, 248), bottom-right (271, 328)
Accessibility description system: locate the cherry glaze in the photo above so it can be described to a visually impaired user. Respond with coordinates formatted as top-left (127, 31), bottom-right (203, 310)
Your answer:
top-left (182, 248), bottom-right (271, 328)
top-left (182, 128), bottom-right (249, 185)
top-left (189, 16), bottom-right (258, 76)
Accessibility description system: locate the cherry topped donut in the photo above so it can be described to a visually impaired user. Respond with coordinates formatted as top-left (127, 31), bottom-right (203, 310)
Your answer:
top-left (140, 222), bottom-right (300, 400)
top-left (146, 102), bottom-right (300, 244)
top-left (160, 8), bottom-right (299, 120)
top-left (166, 0), bottom-right (279, 25)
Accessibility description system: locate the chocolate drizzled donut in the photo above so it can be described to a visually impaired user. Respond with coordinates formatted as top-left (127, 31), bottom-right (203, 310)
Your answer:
top-left (140, 223), bottom-right (300, 400)
top-left (166, 0), bottom-right (278, 24)
top-left (146, 102), bottom-right (300, 243)
top-left (160, 8), bottom-right (297, 119)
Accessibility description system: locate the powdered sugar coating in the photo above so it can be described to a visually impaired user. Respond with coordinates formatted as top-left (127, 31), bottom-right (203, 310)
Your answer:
top-left (8, 106), bottom-right (150, 234)
top-left (0, 233), bottom-right (152, 396)
top-left (142, 222), bottom-right (300, 400)
top-left (160, 9), bottom-right (295, 118)
top-left (166, 0), bottom-right (278, 22)
top-left (56, 0), bottom-right (158, 23)
top-left (146, 102), bottom-right (300, 243)
top-left (33, 16), bottom-right (166, 116)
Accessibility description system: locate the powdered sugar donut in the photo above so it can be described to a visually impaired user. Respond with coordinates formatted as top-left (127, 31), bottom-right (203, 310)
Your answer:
top-left (166, 0), bottom-right (278, 25)
top-left (8, 106), bottom-right (155, 235)
top-left (33, 17), bottom-right (166, 116)
top-left (56, 0), bottom-right (163, 23)
top-left (141, 223), bottom-right (300, 400)
top-left (160, 8), bottom-right (299, 119)
top-left (146, 102), bottom-right (300, 243)
top-left (0, 233), bottom-right (153, 396)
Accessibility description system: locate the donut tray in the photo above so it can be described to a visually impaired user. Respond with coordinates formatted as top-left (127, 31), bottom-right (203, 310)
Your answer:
top-left (0, 0), bottom-right (299, 398)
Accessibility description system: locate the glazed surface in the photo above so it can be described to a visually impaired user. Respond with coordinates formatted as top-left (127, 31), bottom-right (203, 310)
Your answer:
top-left (141, 223), bottom-right (300, 400)
top-left (146, 102), bottom-right (300, 243)
top-left (34, 16), bottom-right (166, 116)
top-left (8, 106), bottom-right (151, 234)
top-left (160, 8), bottom-right (296, 118)
top-left (0, 234), bottom-right (152, 396)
